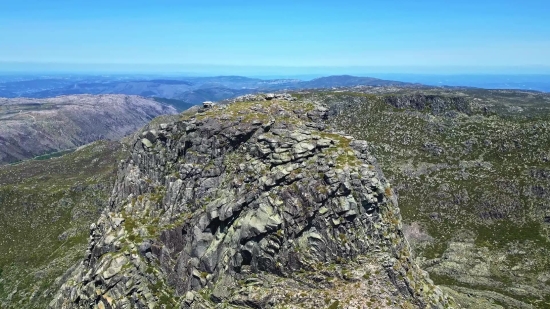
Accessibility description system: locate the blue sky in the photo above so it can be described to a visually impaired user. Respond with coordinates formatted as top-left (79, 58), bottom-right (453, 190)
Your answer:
top-left (0, 0), bottom-right (549, 73)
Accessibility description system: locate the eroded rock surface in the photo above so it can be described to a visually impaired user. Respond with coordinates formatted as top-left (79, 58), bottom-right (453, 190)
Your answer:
top-left (51, 95), bottom-right (454, 308)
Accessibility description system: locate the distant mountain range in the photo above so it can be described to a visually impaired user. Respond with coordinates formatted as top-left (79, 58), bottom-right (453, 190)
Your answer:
top-left (2, 74), bottom-right (548, 112)
top-left (298, 75), bottom-right (413, 88)
top-left (0, 75), bottom-right (419, 109)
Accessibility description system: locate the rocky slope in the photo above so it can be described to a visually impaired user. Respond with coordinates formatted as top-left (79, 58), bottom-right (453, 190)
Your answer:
top-left (50, 94), bottom-right (454, 308)
top-left (0, 94), bottom-right (177, 165)
top-left (305, 89), bottom-right (550, 308)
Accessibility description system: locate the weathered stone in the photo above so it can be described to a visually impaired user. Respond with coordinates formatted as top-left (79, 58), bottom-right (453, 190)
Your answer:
top-left (102, 256), bottom-right (127, 279)
top-left (141, 138), bottom-right (153, 148)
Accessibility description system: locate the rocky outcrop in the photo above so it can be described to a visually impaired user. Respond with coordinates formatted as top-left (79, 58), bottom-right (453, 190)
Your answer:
top-left (50, 94), bottom-right (454, 308)
top-left (0, 94), bottom-right (177, 164)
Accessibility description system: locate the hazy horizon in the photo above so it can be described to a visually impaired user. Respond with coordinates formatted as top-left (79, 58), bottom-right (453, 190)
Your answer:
top-left (2, 62), bottom-right (550, 77)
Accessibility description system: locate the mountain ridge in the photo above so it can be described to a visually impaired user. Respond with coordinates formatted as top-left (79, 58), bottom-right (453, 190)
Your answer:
top-left (0, 75), bottom-right (419, 103)
top-left (0, 94), bottom-right (176, 165)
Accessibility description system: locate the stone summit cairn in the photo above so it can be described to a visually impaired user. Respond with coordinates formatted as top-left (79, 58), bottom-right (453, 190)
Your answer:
top-left (203, 101), bottom-right (215, 109)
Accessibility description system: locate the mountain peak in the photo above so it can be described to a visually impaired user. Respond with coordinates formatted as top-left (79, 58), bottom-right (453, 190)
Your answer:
top-left (51, 93), bottom-right (454, 308)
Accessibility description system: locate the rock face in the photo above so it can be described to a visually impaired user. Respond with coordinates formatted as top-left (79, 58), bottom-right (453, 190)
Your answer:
top-left (50, 95), bottom-right (454, 308)
top-left (0, 94), bottom-right (177, 164)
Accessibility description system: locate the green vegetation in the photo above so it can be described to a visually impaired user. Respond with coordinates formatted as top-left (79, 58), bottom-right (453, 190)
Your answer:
top-left (0, 140), bottom-right (124, 309)
top-left (194, 98), bottom-right (315, 125)
top-left (33, 149), bottom-right (76, 161)
top-left (7, 149), bottom-right (77, 166)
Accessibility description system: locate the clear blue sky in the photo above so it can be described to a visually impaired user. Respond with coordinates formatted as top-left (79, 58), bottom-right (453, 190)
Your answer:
top-left (1, 0), bottom-right (549, 73)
